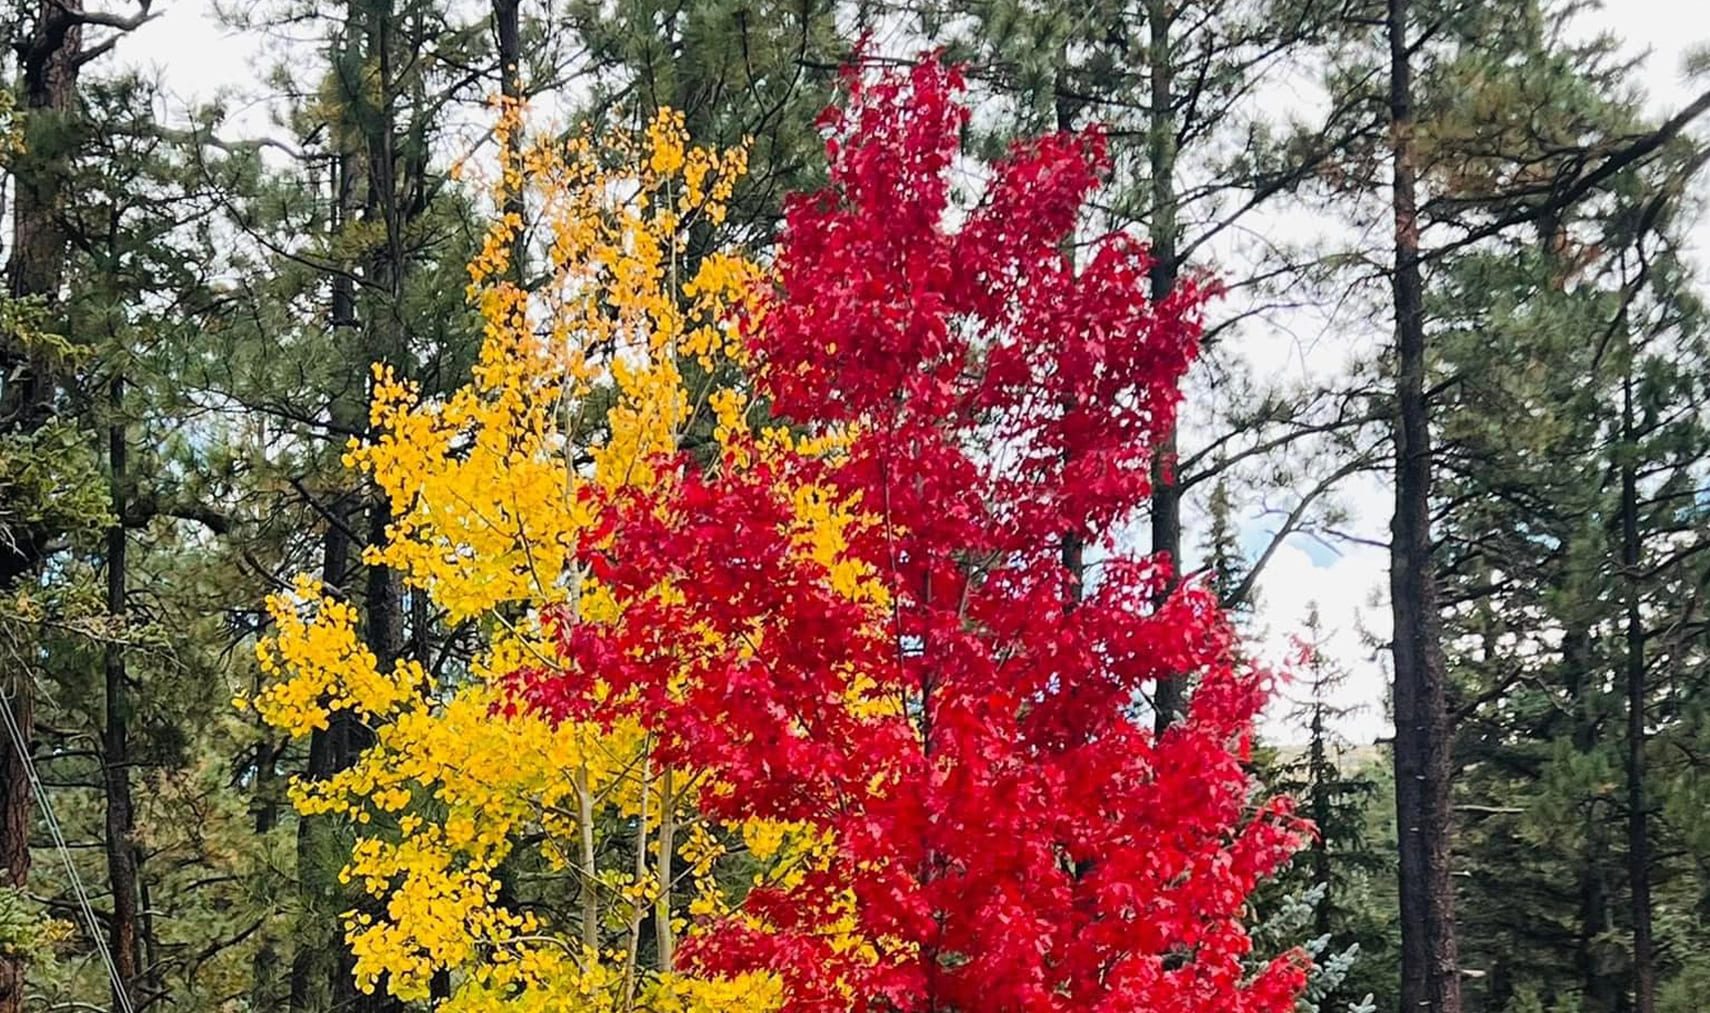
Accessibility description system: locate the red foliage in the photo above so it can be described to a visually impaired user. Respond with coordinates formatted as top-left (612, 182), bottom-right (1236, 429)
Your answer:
top-left (516, 57), bottom-right (1308, 1013)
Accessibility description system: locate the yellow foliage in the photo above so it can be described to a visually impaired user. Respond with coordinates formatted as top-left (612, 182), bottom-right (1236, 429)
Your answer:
top-left (248, 100), bottom-right (885, 1012)
top-left (251, 575), bottom-right (423, 736)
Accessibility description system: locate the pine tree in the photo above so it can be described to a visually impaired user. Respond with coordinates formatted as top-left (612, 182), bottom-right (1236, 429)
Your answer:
top-left (1301, 3), bottom-right (1710, 1008)
top-left (1277, 604), bottom-right (1389, 1013)
top-left (0, 5), bottom-right (181, 1008)
top-left (909, 0), bottom-right (1390, 732)
top-left (562, 0), bottom-right (844, 246)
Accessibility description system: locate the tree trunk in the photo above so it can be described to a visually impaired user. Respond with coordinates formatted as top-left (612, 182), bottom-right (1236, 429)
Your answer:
top-left (0, 7), bottom-right (84, 1010)
top-left (9, 0), bottom-right (81, 305)
top-left (251, 735), bottom-right (283, 1011)
top-left (103, 374), bottom-right (142, 1006)
top-left (1621, 364), bottom-right (1655, 1013)
top-left (655, 769), bottom-right (677, 971)
top-left (363, 506), bottom-right (405, 669)
top-left (341, 4), bottom-right (411, 1008)
top-left (1562, 627), bottom-right (1623, 1013)
top-left (0, 660), bottom-right (34, 1013)
top-left (493, 0), bottom-right (525, 268)
top-left (1386, 3), bottom-right (1462, 1011)
top-left (289, 99), bottom-right (363, 1013)
top-left (345, 501), bottom-right (400, 1013)
top-left (1054, 59), bottom-right (1087, 604)
top-left (494, 0), bottom-right (521, 111)
top-left (1145, 0), bottom-right (1184, 737)
top-left (1577, 826), bottom-right (1621, 1013)
top-left (289, 517), bottom-right (354, 1013)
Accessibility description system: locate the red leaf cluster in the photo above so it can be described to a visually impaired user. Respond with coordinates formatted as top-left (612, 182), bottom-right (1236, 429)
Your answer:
top-left (514, 57), bottom-right (1308, 1013)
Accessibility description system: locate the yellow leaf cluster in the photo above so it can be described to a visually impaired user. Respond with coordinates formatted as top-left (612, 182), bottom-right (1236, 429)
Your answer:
top-left (248, 101), bottom-right (892, 1013)
top-left (350, 104), bottom-right (757, 623)
top-left (249, 575), bottom-right (423, 736)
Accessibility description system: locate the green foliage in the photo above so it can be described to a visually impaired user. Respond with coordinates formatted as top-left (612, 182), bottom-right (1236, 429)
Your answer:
top-left (1255, 607), bottom-right (1395, 1013)
top-left (564, 0), bottom-right (843, 245)
top-left (3, 1), bottom-right (1710, 1011)
top-left (0, 419), bottom-right (109, 552)
top-left (0, 887), bottom-right (66, 960)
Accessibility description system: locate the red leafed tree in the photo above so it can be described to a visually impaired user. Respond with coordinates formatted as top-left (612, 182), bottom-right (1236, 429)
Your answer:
top-left (518, 57), bottom-right (1308, 1013)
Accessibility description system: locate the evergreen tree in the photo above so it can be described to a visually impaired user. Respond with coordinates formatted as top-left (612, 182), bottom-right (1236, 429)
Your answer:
top-left (905, 0), bottom-right (1389, 732)
top-left (563, 0), bottom-right (844, 246)
top-left (1275, 604), bottom-right (1390, 1013)
top-left (5, 5), bottom-right (1710, 1012)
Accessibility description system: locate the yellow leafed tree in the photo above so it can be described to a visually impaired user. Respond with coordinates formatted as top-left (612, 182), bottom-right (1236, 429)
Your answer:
top-left (244, 103), bottom-right (864, 1013)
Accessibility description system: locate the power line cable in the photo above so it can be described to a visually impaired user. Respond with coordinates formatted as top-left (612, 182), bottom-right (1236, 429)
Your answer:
top-left (0, 683), bottom-right (136, 1013)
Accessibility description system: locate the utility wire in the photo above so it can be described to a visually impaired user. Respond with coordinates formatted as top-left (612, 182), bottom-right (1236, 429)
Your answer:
top-left (0, 683), bottom-right (136, 1013)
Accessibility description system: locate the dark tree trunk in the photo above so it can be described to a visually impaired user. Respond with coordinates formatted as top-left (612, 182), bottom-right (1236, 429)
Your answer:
top-left (1577, 830), bottom-right (1621, 1013)
top-left (1564, 628), bottom-right (1623, 1013)
top-left (10, 0), bottom-right (81, 305)
top-left (494, 0), bottom-right (521, 108)
top-left (1621, 366), bottom-right (1655, 1013)
top-left (1054, 60), bottom-right (1087, 604)
top-left (336, 4), bottom-right (410, 1008)
top-left (364, 504), bottom-right (404, 669)
top-left (250, 735), bottom-right (283, 1011)
top-left (103, 374), bottom-right (142, 1005)
top-left (0, 7), bottom-right (84, 1011)
top-left (288, 515), bottom-right (355, 1013)
top-left (1145, 0), bottom-right (1184, 737)
top-left (0, 659), bottom-right (34, 1013)
top-left (289, 103), bottom-right (363, 1013)
top-left (1386, 2), bottom-right (1462, 1011)
top-left (494, 0), bottom-right (525, 281)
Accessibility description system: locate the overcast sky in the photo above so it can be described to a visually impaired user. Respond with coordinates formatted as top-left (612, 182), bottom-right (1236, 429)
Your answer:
top-left (1234, 3), bottom-right (1710, 743)
top-left (107, 1), bottom-right (1710, 746)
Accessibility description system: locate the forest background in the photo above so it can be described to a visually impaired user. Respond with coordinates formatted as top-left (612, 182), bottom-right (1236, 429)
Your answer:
top-left (3, 1), bottom-right (1710, 1012)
